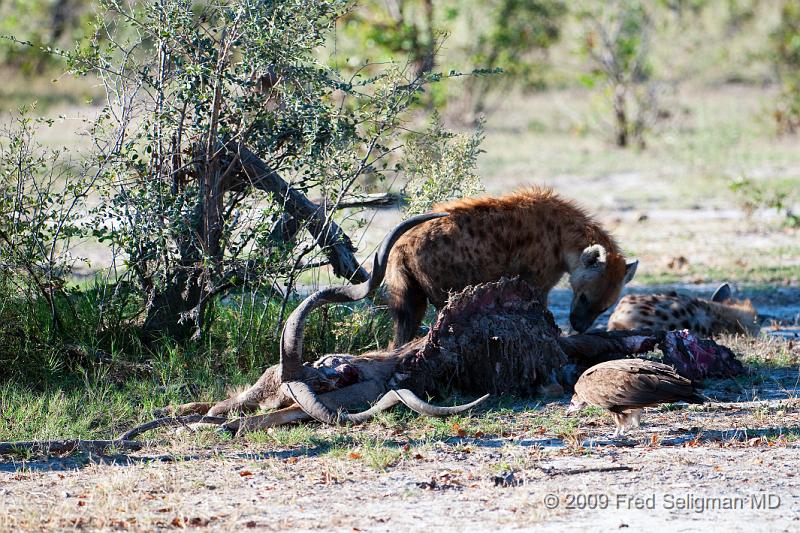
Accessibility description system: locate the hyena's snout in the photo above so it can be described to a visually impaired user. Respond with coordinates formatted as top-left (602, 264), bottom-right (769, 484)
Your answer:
top-left (569, 309), bottom-right (595, 333)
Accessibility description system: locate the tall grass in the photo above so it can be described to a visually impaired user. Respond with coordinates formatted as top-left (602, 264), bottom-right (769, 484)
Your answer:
top-left (0, 273), bottom-right (394, 441)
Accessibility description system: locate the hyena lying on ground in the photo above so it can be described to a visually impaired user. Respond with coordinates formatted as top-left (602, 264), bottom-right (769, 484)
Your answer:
top-left (607, 283), bottom-right (759, 337)
top-left (385, 186), bottom-right (638, 346)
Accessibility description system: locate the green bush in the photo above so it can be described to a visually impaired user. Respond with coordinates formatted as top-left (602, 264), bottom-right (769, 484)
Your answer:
top-left (577, 0), bottom-right (659, 148)
top-left (0, 0), bottom-right (93, 75)
top-left (0, 1), bottom-right (485, 390)
top-left (771, 0), bottom-right (800, 134)
top-left (336, 0), bottom-right (566, 119)
top-left (60, 0), bottom-right (478, 342)
top-left (402, 114), bottom-right (485, 217)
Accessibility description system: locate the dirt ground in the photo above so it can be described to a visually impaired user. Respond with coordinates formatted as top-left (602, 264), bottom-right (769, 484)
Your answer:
top-left (2, 393), bottom-right (799, 532)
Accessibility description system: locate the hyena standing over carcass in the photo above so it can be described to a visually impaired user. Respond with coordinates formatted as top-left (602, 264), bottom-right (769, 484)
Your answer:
top-left (385, 187), bottom-right (638, 346)
top-left (608, 283), bottom-right (760, 337)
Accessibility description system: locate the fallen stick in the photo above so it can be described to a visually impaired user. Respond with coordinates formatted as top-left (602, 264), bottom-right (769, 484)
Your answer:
top-left (0, 439), bottom-right (143, 456)
top-left (537, 465), bottom-right (633, 476)
top-left (0, 415), bottom-right (233, 458)
top-left (118, 414), bottom-right (230, 440)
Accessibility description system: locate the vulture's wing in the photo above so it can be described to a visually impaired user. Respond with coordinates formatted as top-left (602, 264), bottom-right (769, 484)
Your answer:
top-left (575, 359), bottom-right (702, 412)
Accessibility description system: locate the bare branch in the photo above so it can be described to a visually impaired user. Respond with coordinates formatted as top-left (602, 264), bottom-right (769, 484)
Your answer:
top-left (118, 414), bottom-right (230, 440)
top-left (231, 143), bottom-right (368, 283)
top-left (317, 192), bottom-right (405, 210)
top-left (0, 439), bottom-right (143, 456)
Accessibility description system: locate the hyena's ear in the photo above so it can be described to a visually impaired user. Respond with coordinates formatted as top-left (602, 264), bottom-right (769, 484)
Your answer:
top-left (711, 282), bottom-right (732, 303)
top-left (580, 245), bottom-right (607, 268)
top-left (623, 260), bottom-right (638, 284)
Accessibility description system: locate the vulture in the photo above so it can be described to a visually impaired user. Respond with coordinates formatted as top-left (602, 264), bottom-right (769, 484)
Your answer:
top-left (567, 358), bottom-right (704, 437)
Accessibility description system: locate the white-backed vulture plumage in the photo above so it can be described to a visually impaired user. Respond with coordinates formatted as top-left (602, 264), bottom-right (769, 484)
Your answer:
top-left (567, 358), bottom-right (704, 437)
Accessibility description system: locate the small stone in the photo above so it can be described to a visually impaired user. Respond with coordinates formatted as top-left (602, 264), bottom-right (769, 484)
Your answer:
top-left (492, 470), bottom-right (521, 487)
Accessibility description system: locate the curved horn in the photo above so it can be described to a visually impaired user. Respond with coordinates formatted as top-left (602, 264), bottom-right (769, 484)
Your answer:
top-left (393, 389), bottom-right (490, 417)
top-left (282, 383), bottom-right (488, 425)
top-left (280, 212), bottom-right (447, 382)
top-left (281, 382), bottom-right (402, 424)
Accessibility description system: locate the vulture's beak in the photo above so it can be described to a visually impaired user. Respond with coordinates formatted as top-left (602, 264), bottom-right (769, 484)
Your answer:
top-left (566, 399), bottom-right (584, 414)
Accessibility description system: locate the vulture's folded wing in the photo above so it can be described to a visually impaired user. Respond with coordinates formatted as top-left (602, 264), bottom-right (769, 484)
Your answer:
top-left (576, 359), bottom-right (701, 411)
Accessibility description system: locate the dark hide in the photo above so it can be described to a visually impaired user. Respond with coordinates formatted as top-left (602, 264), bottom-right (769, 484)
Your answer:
top-left (659, 330), bottom-right (745, 380)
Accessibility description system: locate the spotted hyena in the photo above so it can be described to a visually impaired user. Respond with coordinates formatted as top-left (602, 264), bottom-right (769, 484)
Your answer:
top-left (385, 187), bottom-right (638, 346)
top-left (607, 283), bottom-right (759, 337)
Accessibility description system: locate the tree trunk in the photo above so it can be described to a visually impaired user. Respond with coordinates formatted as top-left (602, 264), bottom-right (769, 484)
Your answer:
top-left (614, 83), bottom-right (629, 147)
top-left (141, 142), bottom-right (368, 342)
top-left (417, 0), bottom-right (436, 78)
top-left (142, 268), bottom-right (204, 342)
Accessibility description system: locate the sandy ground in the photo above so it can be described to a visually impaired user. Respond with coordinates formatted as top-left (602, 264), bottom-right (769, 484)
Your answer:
top-left (2, 329), bottom-right (799, 531)
top-left (2, 395), bottom-right (799, 532)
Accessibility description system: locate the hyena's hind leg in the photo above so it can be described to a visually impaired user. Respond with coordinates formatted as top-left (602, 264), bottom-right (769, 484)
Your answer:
top-left (387, 269), bottom-right (429, 348)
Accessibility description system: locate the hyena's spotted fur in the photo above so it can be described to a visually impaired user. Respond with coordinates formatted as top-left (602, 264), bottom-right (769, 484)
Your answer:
top-left (607, 283), bottom-right (759, 337)
top-left (385, 187), bottom-right (638, 347)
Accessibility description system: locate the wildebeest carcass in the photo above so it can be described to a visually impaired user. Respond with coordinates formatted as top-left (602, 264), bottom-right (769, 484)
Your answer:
top-left (147, 213), bottom-right (674, 436)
